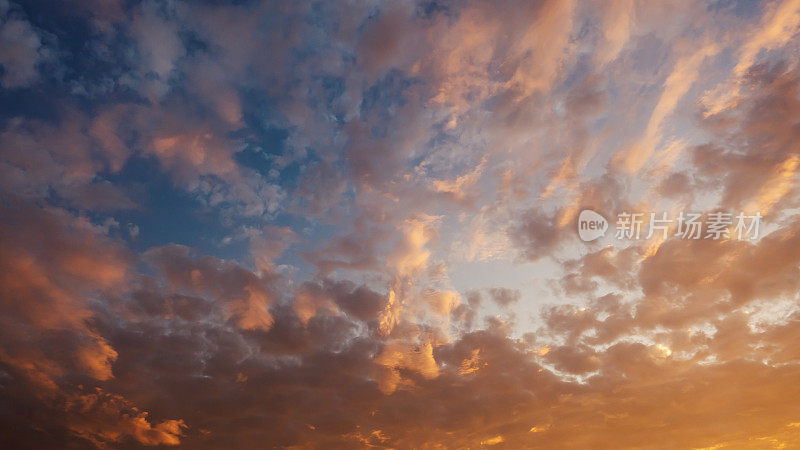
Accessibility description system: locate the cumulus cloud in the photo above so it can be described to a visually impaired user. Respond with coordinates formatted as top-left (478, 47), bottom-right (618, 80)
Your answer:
top-left (0, 1), bottom-right (51, 88)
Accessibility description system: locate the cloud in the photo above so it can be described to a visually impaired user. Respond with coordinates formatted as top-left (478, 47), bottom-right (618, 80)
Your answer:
top-left (0, 112), bottom-right (133, 208)
top-left (693, 62), bottom-right (800, 214)
top-left (0, 199), bottom-right (187, 447)
top-left (614, 42), bottom-right (719, 173)
top-left (144, 245), bottom-right (278, 332)
top-left (0, 1), bottom-right (51, 88)
top-left (702, 0), bottom-right (800, 116)
top-left (2, 0), bottom-right (800, 448)
top-left (488, 287), bottom-right (521, 307)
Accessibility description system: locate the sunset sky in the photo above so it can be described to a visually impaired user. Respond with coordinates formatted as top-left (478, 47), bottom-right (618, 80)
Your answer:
top-left (2, 0), bottom-right (800, 448)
